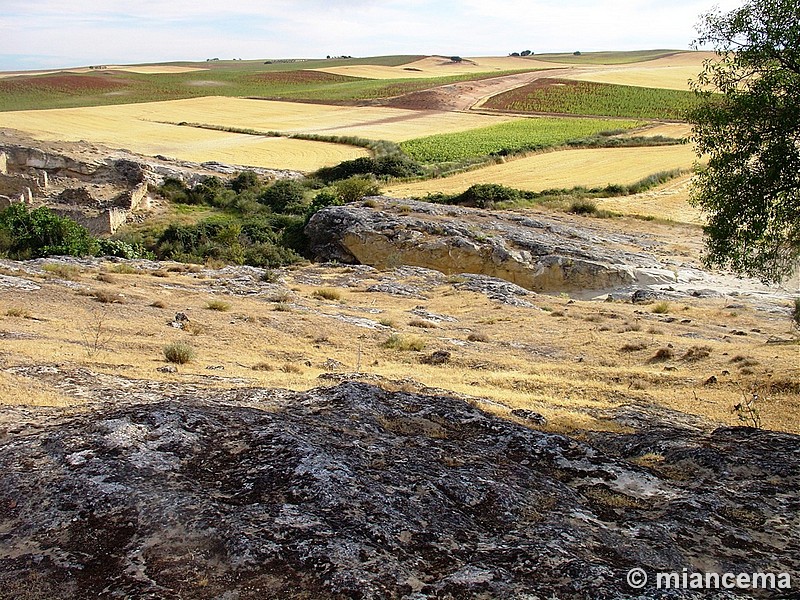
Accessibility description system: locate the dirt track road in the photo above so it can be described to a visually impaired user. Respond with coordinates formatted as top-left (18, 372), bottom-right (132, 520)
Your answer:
top-left (372, 67), bottom-right (585, 112)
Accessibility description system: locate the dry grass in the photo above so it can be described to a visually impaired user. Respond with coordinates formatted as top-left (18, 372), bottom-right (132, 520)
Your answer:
top-left (0, 259), bottom-right (797, 436)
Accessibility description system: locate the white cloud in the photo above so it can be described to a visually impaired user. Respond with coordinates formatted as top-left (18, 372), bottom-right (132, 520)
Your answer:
top-left (0, 1), bottom-right (743, 70)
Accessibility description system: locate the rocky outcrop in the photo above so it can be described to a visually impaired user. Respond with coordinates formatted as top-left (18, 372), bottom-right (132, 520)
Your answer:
top-left (0, 377), bottom-right (797, 599)
top-left (306, 199), bottom-right (679, 294)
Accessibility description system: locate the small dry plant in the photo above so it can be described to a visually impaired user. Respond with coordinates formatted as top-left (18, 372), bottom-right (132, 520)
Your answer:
top-left (733, 383), bottom-right (765, 429)
top-left (81, 305), bottom-right (117, 357)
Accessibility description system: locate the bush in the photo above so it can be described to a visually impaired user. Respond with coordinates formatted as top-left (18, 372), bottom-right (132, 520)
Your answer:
top-left (258, 180), bottom-right (307, 214)
top-left (0, 204), bottom-right (98, 259)
top-left (205, 299), bottom-right (231, 311)
top-left (335, 176), bottom-right (380, 203)
top-left (230, 171), bottom-right (260, 193)
top-left (163, 342), bottom-right (195, 364)
top-left (456, 184), bottom-right (520, 208)
top-left (568, 199), bottom-right (598, 215)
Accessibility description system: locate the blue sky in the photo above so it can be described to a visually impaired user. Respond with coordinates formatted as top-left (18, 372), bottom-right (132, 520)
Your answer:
top-left (0, 0), bottom-right (744, 71)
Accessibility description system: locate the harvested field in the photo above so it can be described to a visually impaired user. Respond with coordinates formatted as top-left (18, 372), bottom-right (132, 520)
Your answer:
top-left (0, 104), bottom-right (369, 171)
top-left (0, 96), bottom-right (517, 154)
top-left (0, 66), bottom-right (209, 78)
top-left (385, 145), bottom-right (698, 197)
top-left (562, 52), bottom-right (715, 90)
top-left (596, 174), bottom-right (704, 223)
top-left (314, 55), bottom-right (556, 79)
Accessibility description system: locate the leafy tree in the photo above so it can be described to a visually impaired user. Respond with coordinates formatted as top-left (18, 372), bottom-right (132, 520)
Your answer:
top-left (689, 0), bottom-right (800, 283)
top-left (0, 203), bottom-right (97, 259)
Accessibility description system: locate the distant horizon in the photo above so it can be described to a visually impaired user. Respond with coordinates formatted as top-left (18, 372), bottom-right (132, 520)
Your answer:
top-left (0, 48), bottom-right (701, 74)
top-left (0, 0), bottom-right (743, 72)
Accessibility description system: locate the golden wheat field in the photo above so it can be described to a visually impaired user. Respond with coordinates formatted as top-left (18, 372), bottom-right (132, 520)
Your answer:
top-left (0, 96), bottom-right (522, 170)
top-left (0, 106), bottom-right (369, 171)
top-left (385, 144), bottom-right (699, 198)
top-left (563, 51), bottom-right (714, 90)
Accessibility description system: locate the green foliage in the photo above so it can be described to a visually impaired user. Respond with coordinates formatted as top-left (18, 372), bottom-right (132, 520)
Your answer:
top-left (688, 0), bottom-right (800, 283)
top-left (154, 214), bottom-right (303, 268)
top-left (313, 153), bottom-right (423, 183)
top-left (483, 78), bottom-right (700, 119)
top-left (334, 176), bottom-right (380, 203)
top-left (0, 203), bottom-right (98, 259)
top-left (258, 179), bottom-right (308, 214)
top-left (456, 184), bottom-right (520, 208)
top-left (400, 117), bottom-right (640, 163)
top-left (230, 170), bottom-right (260, 193)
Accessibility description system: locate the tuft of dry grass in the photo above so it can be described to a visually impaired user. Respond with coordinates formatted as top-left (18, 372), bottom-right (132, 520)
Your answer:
top-left (42, 263), bottom-right (81, 280)
top-left (313, 288), bottom-right (343, 302)
top-left (382, 334), bottom-right (427, 352)
top-left (91, 290), bottom-right (125, 304)
top-left (652, 301), bottom-right (671, 314)
top-left (409, 318), bottom-right (437, 329)
top-left (648, 347), bottom-right (674, 363)
top-left (163, 342), bottom-right (195, 364)
top-left (205, 299), bottom-right (231, 312)
top-left (5, 307), bottom-right (31, 318)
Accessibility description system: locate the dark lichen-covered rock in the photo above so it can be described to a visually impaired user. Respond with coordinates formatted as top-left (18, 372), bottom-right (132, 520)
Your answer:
top-left (0, 381), bottom-right (797, 599)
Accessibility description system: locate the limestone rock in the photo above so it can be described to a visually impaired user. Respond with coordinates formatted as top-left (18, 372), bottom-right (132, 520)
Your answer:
top-left (306, 199), bottom-right (678, 294)
top-left (0, 380), bottom-right (797, 599)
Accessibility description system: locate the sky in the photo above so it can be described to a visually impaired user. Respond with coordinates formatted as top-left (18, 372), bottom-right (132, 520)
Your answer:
top-left (0, 0), bottom-right (745, 71)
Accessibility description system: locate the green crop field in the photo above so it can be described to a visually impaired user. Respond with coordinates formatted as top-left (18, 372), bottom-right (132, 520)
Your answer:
top-left (482, 78), bottom-right (700, 120)
top-left (0, 57), bottom-right (540, 112)
top-left (399, 117), bottom-right (642, 163)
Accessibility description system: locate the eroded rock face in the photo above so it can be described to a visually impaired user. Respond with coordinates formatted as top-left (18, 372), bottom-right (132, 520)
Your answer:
top-left (0, 380), bottom-right (797, 599)
top-left (305, 199), bottom-right (679, 294)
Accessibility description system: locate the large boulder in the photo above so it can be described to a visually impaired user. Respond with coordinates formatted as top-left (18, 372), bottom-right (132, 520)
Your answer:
top-left (305, 199), bottom-right (677, 294)
top-left (0, 377), bottom-right (797, 599)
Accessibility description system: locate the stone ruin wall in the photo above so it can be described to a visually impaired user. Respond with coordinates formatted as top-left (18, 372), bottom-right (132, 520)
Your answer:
top-left (0, 146), bottom-right (153, 234)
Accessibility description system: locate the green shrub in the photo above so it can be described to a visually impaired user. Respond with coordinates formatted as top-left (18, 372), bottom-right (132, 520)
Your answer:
top-left (258, 180), bottom-right (307, 213)
top-left (456, 184), bottom-right (519, 208)
top-left (163, 342), bottom-right (195, 364)
top-left (568, 198), bottom-right (598, 215)
top-left (0, 204), bottom-right (98, 259)
top-left (335, 176), bottom-right (380, 203)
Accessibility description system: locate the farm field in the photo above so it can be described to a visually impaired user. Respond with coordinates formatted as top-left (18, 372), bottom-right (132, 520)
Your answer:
top-left (532, 49), bottom-right (684, 65)
top-left (313, 55), bottom-right (560, 79)
top-left (482, 79), bottom-right (699, 119)
top-left (384, 145), bottom-right (698, 199)
top-left (0, 96), bottom-right (522, 170)
top-left (400, 117), bottom-right (642, 163)
top-left (0, 59), bottom-right (539, 112)
top-left (0, 103), bottom-right (371, 171)
top-left (561, 52), bottom-right (714, 90)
